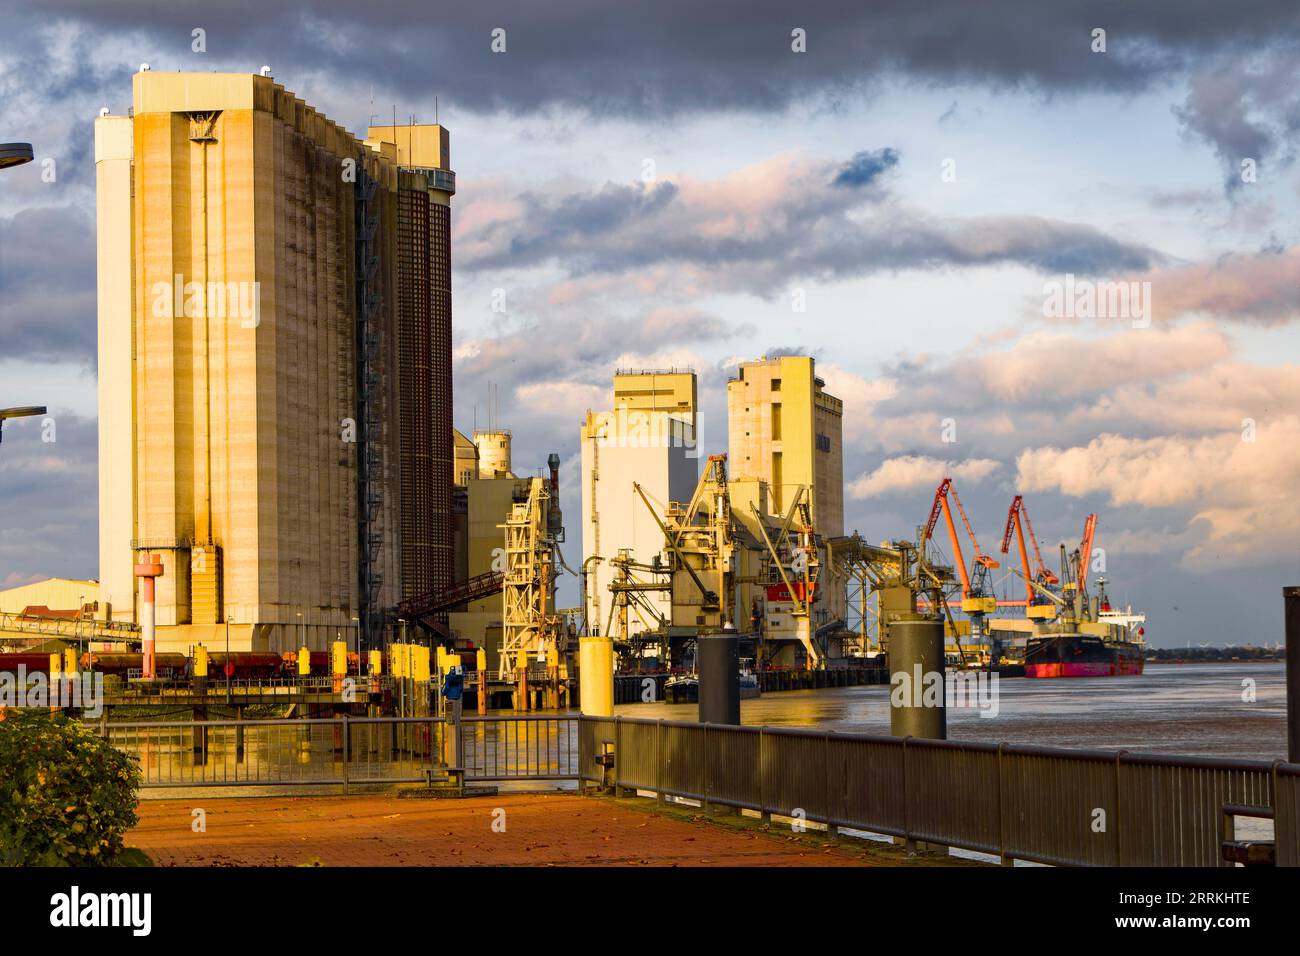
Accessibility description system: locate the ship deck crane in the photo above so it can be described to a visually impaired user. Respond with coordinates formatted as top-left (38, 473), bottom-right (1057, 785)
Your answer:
top-left (1077, 513), bottom-right (1098, 592)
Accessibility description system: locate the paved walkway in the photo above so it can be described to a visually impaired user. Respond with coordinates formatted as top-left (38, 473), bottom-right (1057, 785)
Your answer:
top-left (129, 792), bottom-right (897, 866)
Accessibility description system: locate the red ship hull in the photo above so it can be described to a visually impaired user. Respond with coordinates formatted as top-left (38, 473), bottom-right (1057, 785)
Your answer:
top-left (1025, 657), bottom-right (1145, 678)
top-left (1023, 634), bottom-right (1145, 679)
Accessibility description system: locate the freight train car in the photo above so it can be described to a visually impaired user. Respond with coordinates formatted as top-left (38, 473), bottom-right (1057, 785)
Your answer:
top-left (205, 652), bottom-right (286, 678)
top-left (0, 652), bottom-right (65, 674)
top-left (82, 652), bottom-right (189, 679)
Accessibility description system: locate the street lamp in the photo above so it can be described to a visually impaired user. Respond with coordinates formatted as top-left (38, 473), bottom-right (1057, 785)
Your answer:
top-left (1, 150), bottom-right (40, 455)
top-left (77, 593), bottom-right (85, 673)
top-left (0, 143), bottom-right (33, 171)
top-left (0, 406), bottom-right (47, 448)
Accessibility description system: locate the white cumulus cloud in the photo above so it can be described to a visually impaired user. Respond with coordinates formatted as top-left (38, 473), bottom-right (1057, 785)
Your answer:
top-left (849, 454), bottom-right (999, 499)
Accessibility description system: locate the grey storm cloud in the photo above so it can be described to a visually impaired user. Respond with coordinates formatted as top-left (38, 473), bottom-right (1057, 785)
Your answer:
top-left (1172, 52), bottom-right (1300, 194)
top-left (0, 206), bottom-right (97, 364)
top-left (457, 307), bottom-right (739, 387)
top-left (458, 153), bottom-right (1161, 289)
top-left (833, 148), bottom-right (899, 188)
top-left (8, 1), bottom-right (1300, 118)
top-left (504, 181), bottom-right (679, 262)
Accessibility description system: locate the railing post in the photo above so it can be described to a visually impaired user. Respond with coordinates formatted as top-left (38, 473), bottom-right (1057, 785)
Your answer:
top-left (824, 731), bottom-right (837, 838)
top-left (997, 742), bottom-right (1013, 866)
top-left (901, 737), bottom-right (915, 851)
top-left (341, 716), bottom-right (350, 795)
top-left (702, 723), bottom-right (711, 814)
top-left (1113, 750), bottom-right (1126, 867)
top-left (613, 716), bottom-right (622, 795)
top-left (656, 720), bottom-right (665, 802)
top-left (578, 716), bottom-right (588, 794)
top-left (759, 728), bottom-right (770, 823)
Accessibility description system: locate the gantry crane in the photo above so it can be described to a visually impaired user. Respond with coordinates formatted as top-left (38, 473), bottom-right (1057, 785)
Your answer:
top-left (604, 549), bottom-right (671, 664)
top-left (634, 453), bottom-right (736, 634)
top-left (830, 533), bottom-right (956, 657)
top-left (749, 485), bottom-right (823, 667)
top-left (632, 454), bottom-right (839, 669)
top-left (499, 476), bottom-right (568, 695)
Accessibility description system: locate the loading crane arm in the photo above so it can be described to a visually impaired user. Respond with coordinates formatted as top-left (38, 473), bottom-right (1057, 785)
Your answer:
top-left (1001, 495), bottom-right (1037, 605)
top-left (1077, 513), bottom-right (1098, 592)
top-left (633, 481), bottom-right (718, 607)
top-left (924, 478), bottom-right (971, 597)
top-left (1008, 566), bottom-right (1067, 607)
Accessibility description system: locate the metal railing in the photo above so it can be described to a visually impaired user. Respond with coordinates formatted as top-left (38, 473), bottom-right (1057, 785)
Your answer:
top-left (102, 715), bottom-right (580, 792)
top-left (103, 717), bottom-right (446, 790)
top-left (458, 716), bottom-right (579, 781)
top-left (0, 609), bottom-right (140, 640)
top-left (579, 716), bottom-right (1299, 867)
top-left (99, 711), bottom-right (1299, 865)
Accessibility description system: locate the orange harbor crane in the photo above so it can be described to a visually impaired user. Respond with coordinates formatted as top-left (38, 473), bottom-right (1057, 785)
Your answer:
top-left (999, 496), bottom-right (1098, 618)
top-left (924, 478), bottom-right (999, 641)
top-left (1000, 494), bottom-right (1059, 618)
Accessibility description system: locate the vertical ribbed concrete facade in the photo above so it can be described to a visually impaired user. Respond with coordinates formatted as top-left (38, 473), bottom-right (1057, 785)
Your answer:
top-left (95, 72), bottom-right (454, 653)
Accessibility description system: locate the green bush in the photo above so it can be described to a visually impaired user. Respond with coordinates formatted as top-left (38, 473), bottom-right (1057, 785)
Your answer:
top-left (0, 710), bottom-right (141, 866)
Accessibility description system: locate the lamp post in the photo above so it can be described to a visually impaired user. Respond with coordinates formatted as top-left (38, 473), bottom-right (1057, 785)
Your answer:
top-left (1, 149), bottom-right (39, 450)
top-left (77, 593), bottom-right (85, 674)
top-left (0, 406), bottom-right (47, 450)
top-left (225, 614), bottom-right (233, 705)
top-left (0, 143), bottom-right (33, 171)
top-left (0, 154), bottom-right (38, 454)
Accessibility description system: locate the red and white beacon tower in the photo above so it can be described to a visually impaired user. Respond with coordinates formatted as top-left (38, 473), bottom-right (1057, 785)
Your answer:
top-left (133, 553), bottom-right (164, 679)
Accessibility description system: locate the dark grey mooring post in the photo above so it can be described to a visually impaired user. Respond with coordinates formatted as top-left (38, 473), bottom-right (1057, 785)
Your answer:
top-left (888, 616), bottom-right (946, 740)
top-left (1286, 587), bottom-right (1299, 763)
top-left (698, 632), bottom-right (739, 725)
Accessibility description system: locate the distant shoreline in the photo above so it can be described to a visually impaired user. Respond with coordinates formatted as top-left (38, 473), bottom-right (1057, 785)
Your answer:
top-left (1144, 652), bottom-right (1285, 664)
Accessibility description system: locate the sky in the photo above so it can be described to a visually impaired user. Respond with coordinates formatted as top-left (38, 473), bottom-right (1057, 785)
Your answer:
top-left (1, 1), bottom-right (1298, 647)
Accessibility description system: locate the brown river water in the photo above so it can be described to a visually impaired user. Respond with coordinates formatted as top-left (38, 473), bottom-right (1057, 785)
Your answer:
top-left (614, 662), bottom-right (1289, 761)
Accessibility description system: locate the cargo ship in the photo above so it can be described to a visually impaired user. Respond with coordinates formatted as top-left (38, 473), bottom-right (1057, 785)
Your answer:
top-left (1023, 631), bottom-right (1145, 678)
top-left (1022, 582), bottom-right (1146, 678)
